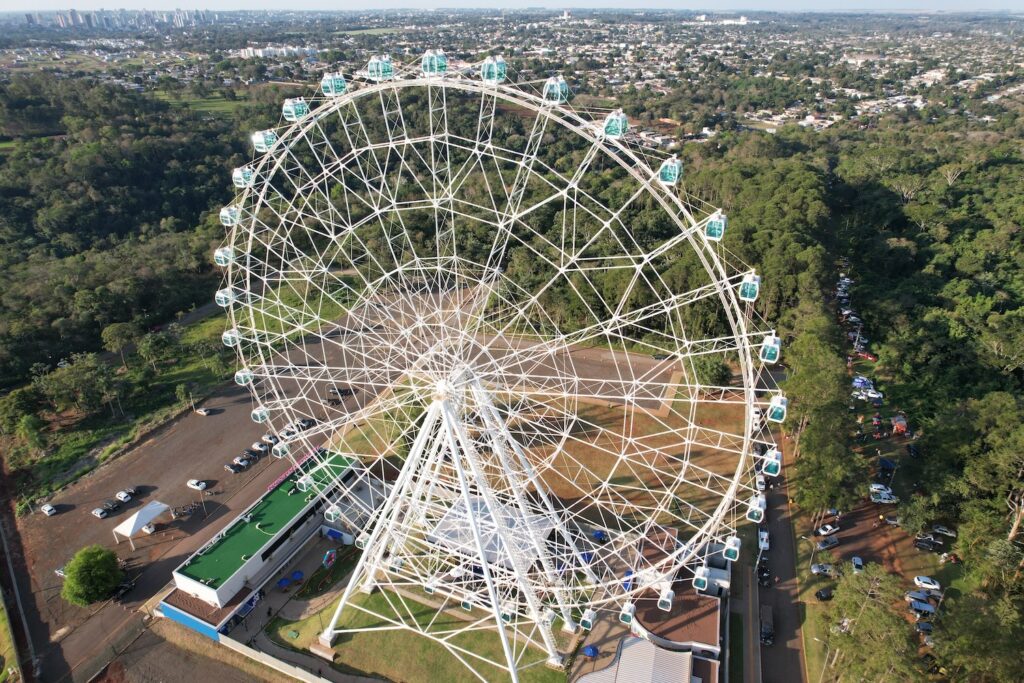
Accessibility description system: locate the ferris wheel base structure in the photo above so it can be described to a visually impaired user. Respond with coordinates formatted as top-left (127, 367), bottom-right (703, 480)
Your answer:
top-left (212, 48), bottom-right (787, 682)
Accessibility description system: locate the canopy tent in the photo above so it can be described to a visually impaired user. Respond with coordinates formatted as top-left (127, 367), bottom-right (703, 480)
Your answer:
top-left (112, 500), bottom-right (170, 550)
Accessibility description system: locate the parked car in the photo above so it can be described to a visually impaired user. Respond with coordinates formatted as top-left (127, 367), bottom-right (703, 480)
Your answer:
top-left (91, 508), bottom-right (108, 519)
top-left (40, 503), bottom-right (57, 516)
top-left (815, 523), bottom-right (840, 537)
top-left (914, 576), bottom-right (941, 591)
top-left (261, 433), bottom-right (280, 445)
top-left (756, 475), bottom-right (766, 492)
top-left (101, 499), bottom-right (120, 512)
top-left (115, 490), bottom-right (133, 503)
top-left (905, 590), bottom-right (931, 603)
top-left (915, 532), bottom-right (944, 545)
top-left (916, 622), bottom-right (934, 635)
top-left (906, 443), bottom-right (921, 458)
top-left (871, 491), bottom-right (899, 504)
top-left (298, 418), bottom-right (316, 430)
top-left (55, 565), bottom-right (66, 578)
top-left (910, 600), bottom-right (937, 619)
top-left (759, 529), bottom-right (770, 551)
top-left (815, 588), bottom-right (834, 602)
top-left (251, 442), bottom-right (269, 453)
top-left (869, 483), bottom-right (892, 495)
top-left (186, 479), bottom-right (207, 491)
top-left (224, 463), bottom-right (243, 474)
top-left (884, 514), bottom-right (901, 527)
top-left (194, 408), bottom-right (211, 416)
top-left (232, 455), bottom-right (251, 467)
top-left (931, 524), bottom-right (957, 538)
top-left (652, 354), bottom-right (669, 361)
top-left (856, 351), bottom-right (878, 361)
top-left (851, 556), bottom-right (864, 574)
top-left (914, 538), bottom-right (942, 552)
top-left (811, 563), bottom-right (835, 577)
top-left (817, 536), bottom-right (840, 551)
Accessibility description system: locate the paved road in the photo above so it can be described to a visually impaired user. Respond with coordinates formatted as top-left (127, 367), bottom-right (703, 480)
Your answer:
top-left (758, 444), bottom-right (806, 683)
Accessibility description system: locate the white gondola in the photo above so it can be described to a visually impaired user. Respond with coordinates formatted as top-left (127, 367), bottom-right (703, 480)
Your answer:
top-left (214, 287), bottom-right (238, 307)
top-left (738, 273), bottom-right (761, 302)
top-left (282, 98), bottom-right (310, 122)
top-left (603, 109), bottom-right (628, 138)
top-left (251, 130), bottom-right (278, 153)
top-left (723, 535), bottom-right (742, 562)
top-left (693, 565), bottom-right (710, 592)
top-left (619, 602), bottom-right (636, 624)
top-left (580, 608), bottom-right (597, 631)
top-left (355, 533), bottom-right (368, 550)
top-left (760, 334), bottom-right (782, 364)
top-left (746, 493), bottom-right (767, 523)
top-left (213, 246), bottom-right (235, 267)
top-left (320, 72), bottom-right (348, 97)
top-left (763, 447), bottom-right (783, 477)
top-left (233, 368), bottom-right (254, 385)
top-left (657, 588), bottom-right (675, 612)
top-left (480, 56), bottom-right (507, 84)
top-left (421, 49), bottom-right (448, 76)
top-left (705, 211), bottom-right (727, 241)
top-left (219, 205), bottom-right (241, 227)
top-left (367, 55), bottom-right (394, 82)
top-left (500, 602), bottom-right (515, 623)
top-left (221, 328), bottom-right (241, 347)
top-left (461, 597), bottom-right (473, 611)
top-left (541, 75), bottom-right (570, 104)
top-left (272, 441), bottom-right (290, 458)
top-left (324, 504), bottom-right (342, 523)
top-left (296, 474), bottom-right (313, 492)
top-left (250, 406), bottom-right (269, 423)
top-left (232, 166), bottom-right (254, 188)
top-left (767, 396), bottom-right (788, 423)
top-left (658, 155), bottom-right (682, 186)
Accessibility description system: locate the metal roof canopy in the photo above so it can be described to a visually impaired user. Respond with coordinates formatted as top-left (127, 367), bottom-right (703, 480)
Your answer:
top-left (113, 500), bottom-right (170, 550)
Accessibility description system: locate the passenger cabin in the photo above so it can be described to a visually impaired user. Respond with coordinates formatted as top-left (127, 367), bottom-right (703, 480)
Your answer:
top-left (367, 55), bottom-right (394, 82)
top-left (480, 56), bottom-right (507, 84)
top-left (542, 75), bottom-right (570, 104)
top-left (421, 49), bottom-right (448, 77)
top-left (320, 72), bottom-right (347, 97)
top-left (282, 98), bottom-right (310, 123)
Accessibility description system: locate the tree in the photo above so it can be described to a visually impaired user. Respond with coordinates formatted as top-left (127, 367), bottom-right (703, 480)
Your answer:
top-left (0, 386), bottom-right (41, 434)
top-left (101, 322), bottom-right (139, 368)
top-left (60, 545), bottom-right (122, 607)
top-left (136, 332), bottom-right (173, 372)
top-left (15, 414), bottom-right (46, 454)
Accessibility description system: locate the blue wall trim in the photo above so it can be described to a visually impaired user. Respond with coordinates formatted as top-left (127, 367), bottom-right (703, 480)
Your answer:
top-left (160, 601), bottom-right (221, 641)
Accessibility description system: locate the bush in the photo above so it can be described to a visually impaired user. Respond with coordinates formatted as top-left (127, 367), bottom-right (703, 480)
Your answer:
top-left (61, 545), bottom-right (122, 607)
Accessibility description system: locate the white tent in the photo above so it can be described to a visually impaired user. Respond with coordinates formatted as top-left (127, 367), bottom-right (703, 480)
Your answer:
top-left (112, 500), bottom-right (170, 550)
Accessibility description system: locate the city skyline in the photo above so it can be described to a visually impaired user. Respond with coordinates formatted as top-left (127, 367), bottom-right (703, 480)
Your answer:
top-left (2, 1), bottom-right (1023, 14)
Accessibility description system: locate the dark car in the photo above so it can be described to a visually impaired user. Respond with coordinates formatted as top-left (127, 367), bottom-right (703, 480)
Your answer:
top-left (652, 354), bottom-right (670, 361)
top-left (298, 418), bottom-right (317, 429)
top-left (245, 449), bottom-right (262, 460)
top-left (815, 588), bottom-right (834, 602)
top-left (817, 535), bottom-right (840, 551)
top-left (113, 579), bottom-right (135, 602)
top-left (224, 463), bottom-right (243, 474)
top-left (915, 622), bottom-right (934, 634)
top-left (914, 538), bottom-right (941, 552)
top-left (101, 500), bottom-right (120, 512)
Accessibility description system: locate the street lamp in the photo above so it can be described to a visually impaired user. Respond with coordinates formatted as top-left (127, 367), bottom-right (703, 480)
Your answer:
top-left (813, 637), bottom-right (831, 683)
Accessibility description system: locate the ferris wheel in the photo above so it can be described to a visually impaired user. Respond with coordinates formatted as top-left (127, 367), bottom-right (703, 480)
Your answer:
top-left (214, 49), bottom-right (786, 681)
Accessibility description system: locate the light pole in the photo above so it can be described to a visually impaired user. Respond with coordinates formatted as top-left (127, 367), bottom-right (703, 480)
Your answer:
top-left (813, 637), bottom-right (831, 683)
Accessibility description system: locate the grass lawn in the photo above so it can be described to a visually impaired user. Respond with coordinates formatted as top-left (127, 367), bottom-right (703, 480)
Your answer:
top-left (728, 613), bottom-right (744, 683)
top-left (153, 90), bottom-right (246, 115)
top-left (270, 589), bottom-right (567, 683)
top-left (0, 603), bottom-right (17, 683)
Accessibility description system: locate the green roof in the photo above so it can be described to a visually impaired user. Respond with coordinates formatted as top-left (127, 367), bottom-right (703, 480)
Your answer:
top-left (178, 450), bottom-right (355, 589)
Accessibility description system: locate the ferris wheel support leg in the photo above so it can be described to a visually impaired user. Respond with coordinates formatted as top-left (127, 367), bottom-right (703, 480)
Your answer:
top-left (441, 401), bottom-right (563, 669)
top-left (469, 380), bottom-right (600, 587)
top-left (319, 402), bottom-right (441, 647)
top-left (467, 381), bottom-right (579, 633)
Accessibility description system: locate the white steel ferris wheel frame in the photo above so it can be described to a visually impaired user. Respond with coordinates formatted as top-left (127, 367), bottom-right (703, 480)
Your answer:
top-left (218, 55), bottom-right (784, 682)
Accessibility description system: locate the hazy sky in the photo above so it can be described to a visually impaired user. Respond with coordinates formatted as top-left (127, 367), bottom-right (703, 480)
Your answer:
top-left (2, 1), bottom-right (1021, 12)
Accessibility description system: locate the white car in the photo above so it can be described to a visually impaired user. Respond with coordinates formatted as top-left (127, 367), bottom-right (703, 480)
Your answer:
top-left (251, 442), bottom-right (269, 453)
top-left (194, 408), bottom-right (211, 416)
top-left (863, 389), bottom-right (883, 399)
top-left (141, 523), bottom-right (156, 534)
top-left (40, 503), bottom-right (57, 516)
top-left (759, 529), bottom-right (770, 551)
top-left (756, 475), bottom-right (766, 492)
top-left (91, 508), bottom-right (108, 519)
top-left (871, 491), bottom-right (899, 504)
top-left (115, 490), bottom-right (133, 503)
top-left (811, 563), bottom-right (835, 576)
top-left (914, 576), bottom-right (941, 591)
top-left (186, 479), bottom-right (208, 491)
top-left (931, 524), bottom-right (957, 538)
top-left (261, 433), bottom-right (279, 445)
top-left (851, 556), bottom-right (864, 574)
top-left (869, 483), bottom-right (892, 495)
top-left (815, 523), bottom-right (840, 537)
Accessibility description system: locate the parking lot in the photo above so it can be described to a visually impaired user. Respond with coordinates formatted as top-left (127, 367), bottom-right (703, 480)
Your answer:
top-left (12, 382), bottom-right (296, 681)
